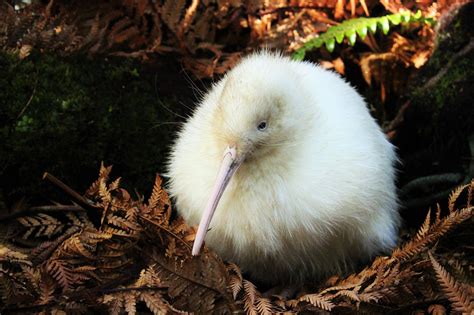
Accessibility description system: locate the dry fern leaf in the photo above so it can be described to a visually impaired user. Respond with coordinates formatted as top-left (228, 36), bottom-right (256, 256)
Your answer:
top-left (237, 279), bottom-right (280, 314)
top-left (108, 177), bottom-right (122, 192)
top-left (335, 288), bottom-right (361, 302)
top-left (391, 204), bottom-right (473, 262)
top-left (0, 245), bottom-right (29, 263)
top-left (146, 174), bottom-right (171, 223)
top-left (45, 259), bottom-right (75, 291)
top-left (124, 290), bottom-right (137, 315)
top-left (18, 213), bottom-right (64, 239)
top-left (429, 252), bottom-right (474, 314)
top-left (139, 291), bottom-right (174, 315)
top-left (227, 263), bottom-right (243, 299)
top-left (86, 162), bottom-right (113, 196)
top-left (243, 279), bottom-right (258, 315)
top-left (297, 293), bottom-right (335, 311)
top-left (255, 296), bottom-right (274, 315)
top-left (29, 226), bottom-right (81, 265)
top-left (0, 164), bottom-right (240, 313)
top-left (102, 293), bottom-right (125, 315)
top-left (161, 0), bottom-right (186, 32)
top-left (417, 208), bottom-right (431, 240)
top-left (2, 164), bottom-right (472, 314)
top-left (106, 214), bottom-right (141, 234)
top-left (151, 249), bottom-right (233, 314)
top-left (38, 272), bottom-right (56, 304)
top-left (446, 256), bottom-right (471, 284)
top-left (448, 183), bottom-right (470, 213)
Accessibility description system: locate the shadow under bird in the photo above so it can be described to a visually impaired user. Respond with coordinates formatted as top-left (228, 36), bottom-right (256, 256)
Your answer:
top-left (167, 52), bottom-right (400, 284)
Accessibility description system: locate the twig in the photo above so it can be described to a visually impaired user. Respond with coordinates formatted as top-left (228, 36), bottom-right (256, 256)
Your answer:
top-left (177, 0), bottom-right (200, 41)
top-left (30, 205), bottom-right (85, 212)
top-left (15, 77), bottom-right (38, 121)
top-left (384, 100), bottom-right (411, 133)
top-left (42, 172), bottom-right (101, 226)
top-left (42, 172), bottom-right (97, 210)
top-left (102, 285), bottom-right (167, 294)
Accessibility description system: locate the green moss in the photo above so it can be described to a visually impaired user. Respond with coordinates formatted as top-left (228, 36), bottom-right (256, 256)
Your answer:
top-left (429, 59), bottom-right (474, 109)
top-left (0, 52), bottom-right (179, 203)
top-left (395, 18), bottom-right (474, 183)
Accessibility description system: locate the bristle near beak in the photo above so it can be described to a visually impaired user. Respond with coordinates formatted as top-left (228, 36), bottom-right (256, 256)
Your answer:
top-left (192, 146), bottom-right (242, 256)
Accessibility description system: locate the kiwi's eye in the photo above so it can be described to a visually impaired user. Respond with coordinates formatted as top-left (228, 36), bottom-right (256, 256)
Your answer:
top-left (257, 121), bottom-right (267, 131)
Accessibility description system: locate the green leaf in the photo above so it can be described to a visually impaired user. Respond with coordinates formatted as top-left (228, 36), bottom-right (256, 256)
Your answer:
top-left (367, 20), bottom-right (378, 33)
top-left (335, 32), bottom-right (345, 44)
top-left (346, 30), bottom-right (357, 46)
top-left (356, 26), bottom-right (368, 40)
top-left (325, 38), bottom-right (336, 52)
top-left (312, 38), bottom-right (324, 49)
top-left (292, 11), bottom-right (434, 60)
top-left (379, 17), bottom-right (390, 34)
top-left (388, 14), bottom-right (402, 25)
top-left (413, 10), bottom-right (422, 19)
top-left (401, 12), bottom-right (411, 23)
top-left (292, 50), bottom-right (305, 61)
top-left (424, 17), bottom-right (435, 25)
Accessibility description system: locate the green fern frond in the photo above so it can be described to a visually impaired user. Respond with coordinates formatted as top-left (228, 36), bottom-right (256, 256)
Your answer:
top-left (292, 10), bottom-right (434, 60)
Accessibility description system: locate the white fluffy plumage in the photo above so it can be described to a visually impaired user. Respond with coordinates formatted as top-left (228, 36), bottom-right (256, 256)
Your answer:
top-left (167, 52), bottom-right (400, 284)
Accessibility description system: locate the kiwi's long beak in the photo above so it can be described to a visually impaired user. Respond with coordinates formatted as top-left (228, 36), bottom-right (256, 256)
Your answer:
top-left (192, 146), bottom-right (241, 256)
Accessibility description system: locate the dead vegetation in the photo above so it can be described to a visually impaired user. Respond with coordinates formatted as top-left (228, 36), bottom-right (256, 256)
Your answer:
top-left (0, 164), bottom-right (472, 314)
top-left (0, 0), bottom-right (442, 80)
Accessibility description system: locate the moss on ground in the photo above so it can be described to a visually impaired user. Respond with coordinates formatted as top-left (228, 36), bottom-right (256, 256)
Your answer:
top-left (395, 3), bottom-right (474, 195)
top-left (0, 51), bottom-right (181, 205)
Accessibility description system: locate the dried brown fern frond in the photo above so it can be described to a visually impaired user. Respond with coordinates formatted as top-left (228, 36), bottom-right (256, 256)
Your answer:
top-left (145, 174), bottom-right (171, 223)
top-left (227, 262), bottom-right (243, 299)
top-left (1, 165), bottom-right (237, 313)
top-left (448, 183), bottom-right (470, 213)
top-left (296, 293), bottom-right (335, 312)
top-left (391, 181), bottom-right (473, 263)
top-left (0, 245), bottom-right (29, 264)
top-left (0, 166), bottom-right (472, 314)
top-left (243, 279), bottom-right (259, 315)
top-left (359, 28), bottom-right (435, 104)
top-left (101, 264), bottom-right (174, 315)
top-left (446, 255), bottom-right (472, 284)
top-left (86, 162), bottom-right (113, 197)
top-left (18, 213), bottom-right (64, 239)
top-left (45, 259), bottom-right (76, 291)
top-left (429, 252), bottom-right (474, 314)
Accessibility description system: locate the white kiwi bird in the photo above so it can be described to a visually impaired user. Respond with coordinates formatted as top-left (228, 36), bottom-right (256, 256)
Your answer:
top-left (167, 52), bottom-right (399, 284)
